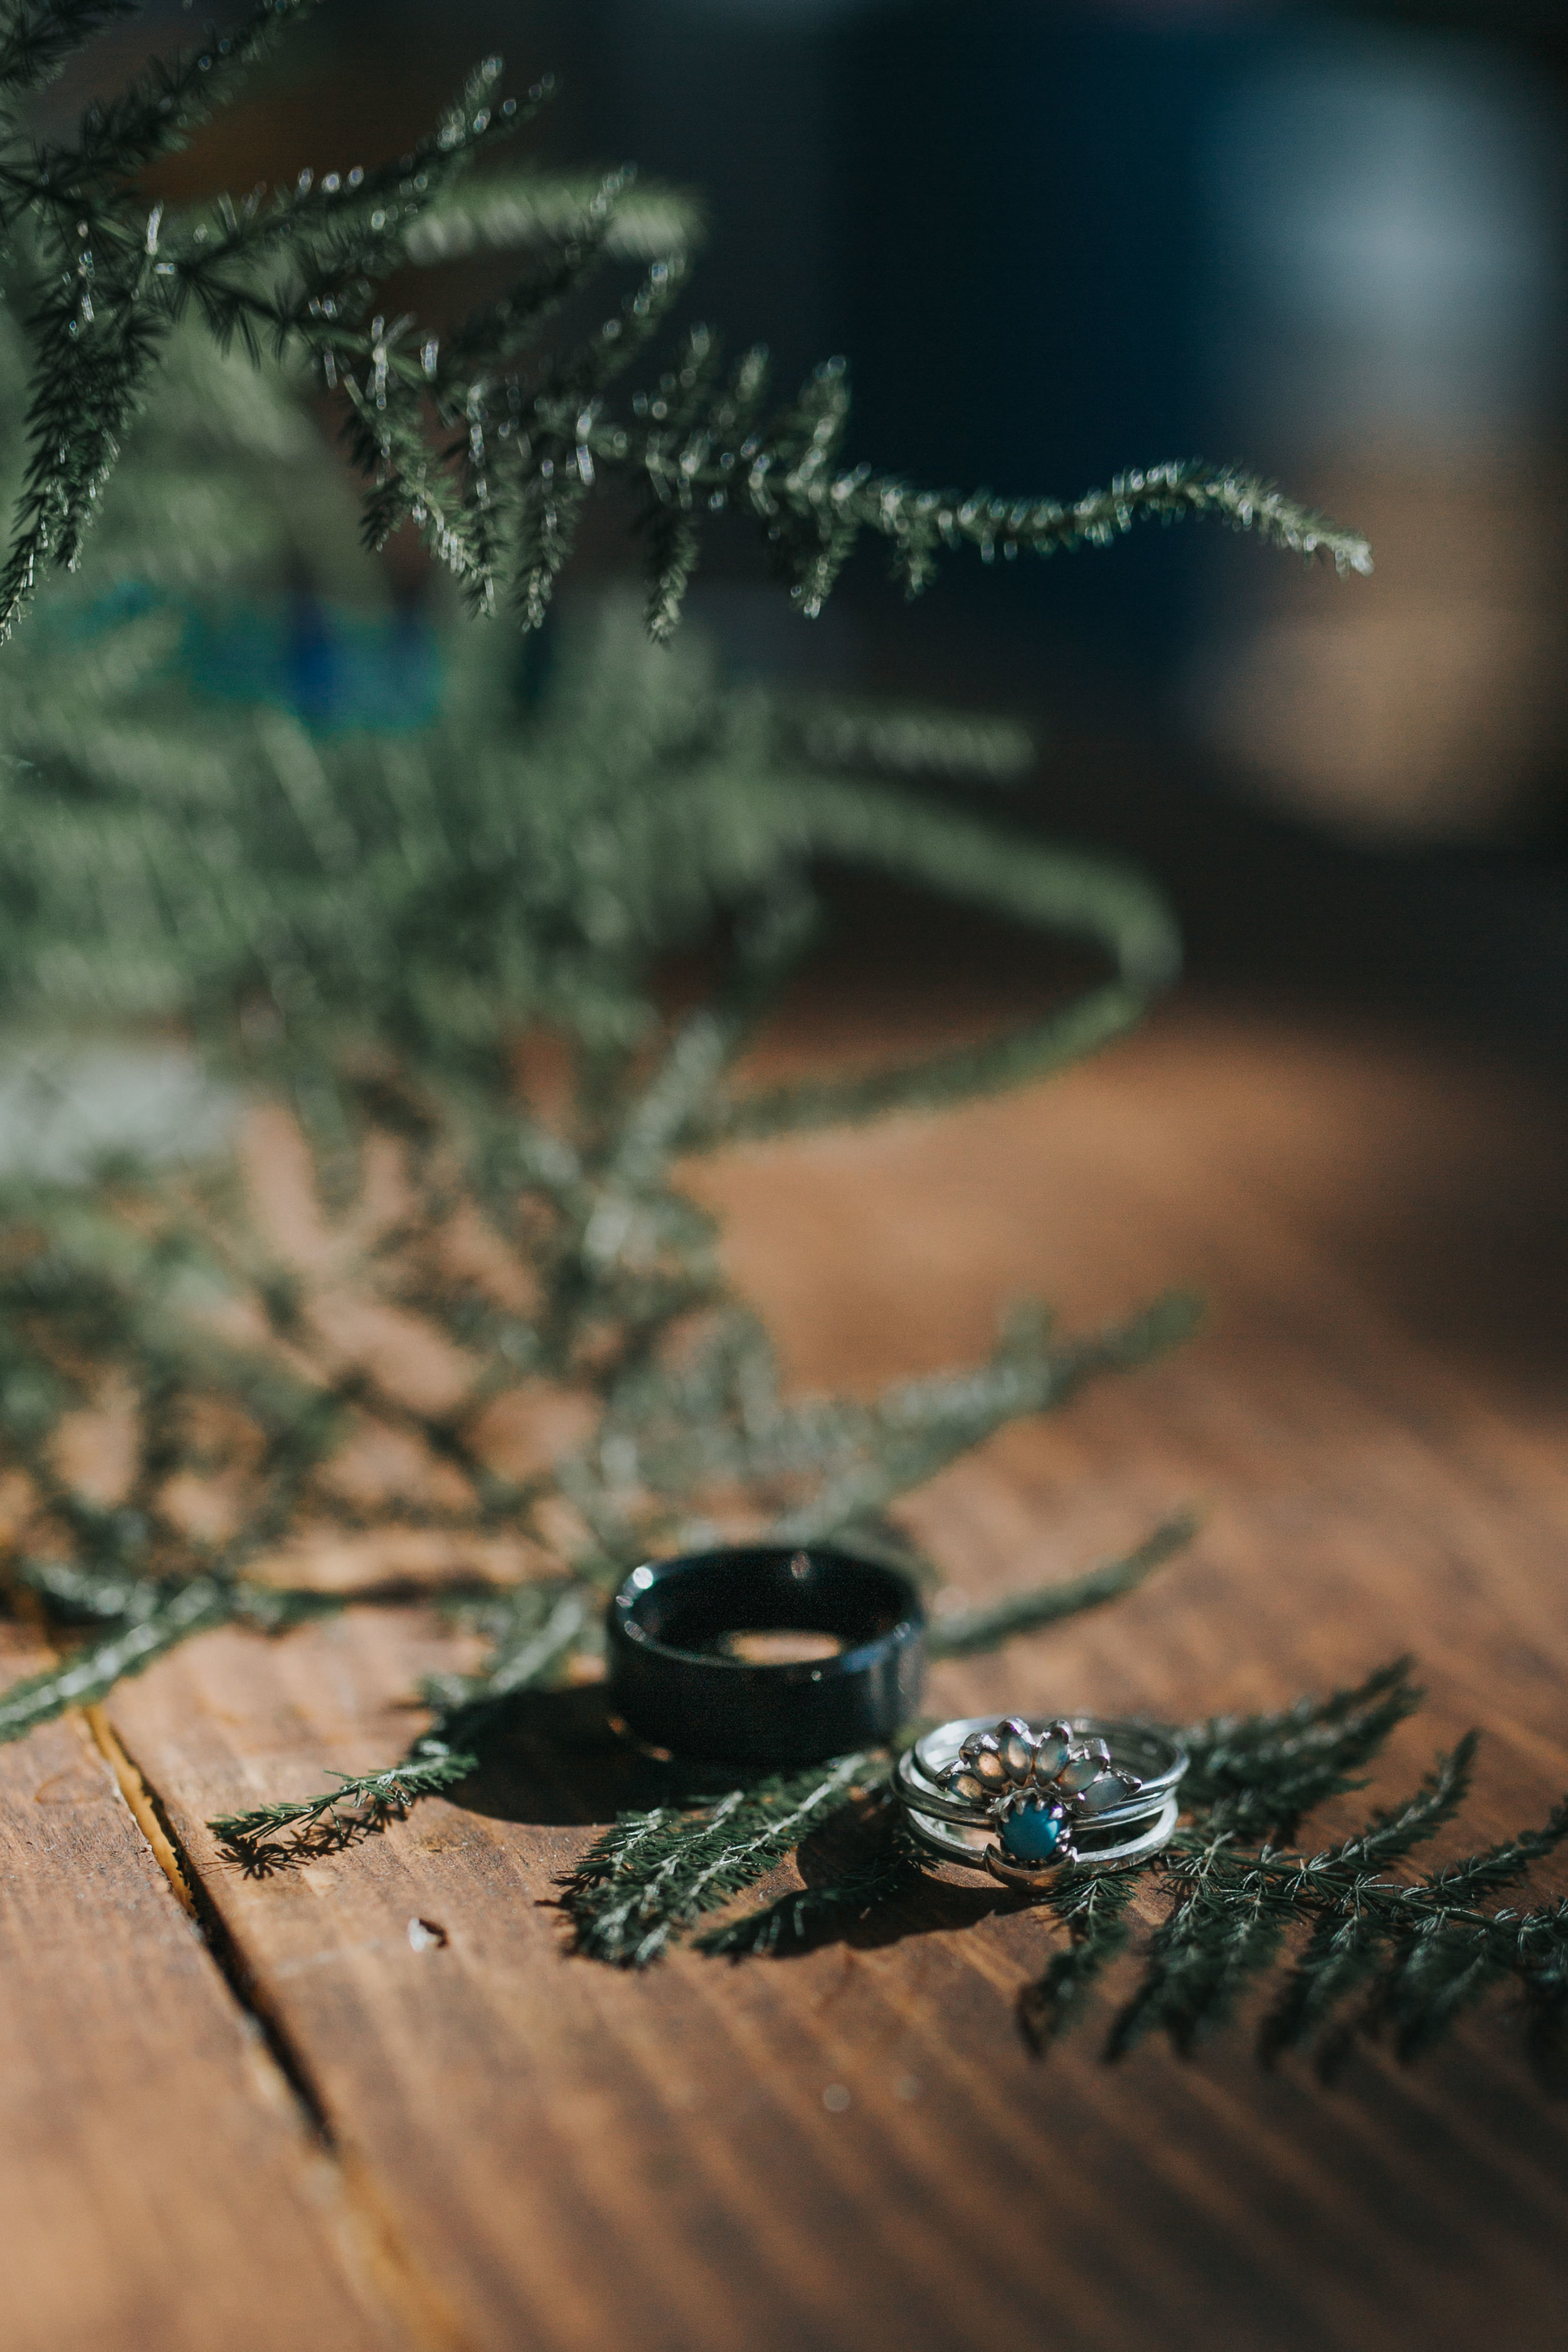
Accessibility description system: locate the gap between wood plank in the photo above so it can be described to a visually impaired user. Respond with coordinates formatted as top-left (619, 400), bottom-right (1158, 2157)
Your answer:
top-left (85, 1705), bottom-right (199, 1920)
top-left (82, 1702), bottom-right (478, 2352)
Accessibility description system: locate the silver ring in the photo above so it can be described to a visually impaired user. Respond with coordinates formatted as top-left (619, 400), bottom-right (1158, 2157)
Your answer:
top-left (895, 1713), bottom-right (1186, 1889)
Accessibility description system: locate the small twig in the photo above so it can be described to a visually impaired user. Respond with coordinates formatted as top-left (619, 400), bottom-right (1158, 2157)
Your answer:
top-left (928, 1512), bottom-right (1197, 1657)
top-left (209, 1750), bottom-right (479, 1867)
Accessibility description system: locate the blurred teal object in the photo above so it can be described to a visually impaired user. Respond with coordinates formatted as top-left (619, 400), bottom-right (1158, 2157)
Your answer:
top-left (183, 596), bottom-right (442, 732)
top-left (53, 580), bottom-right (443, 732)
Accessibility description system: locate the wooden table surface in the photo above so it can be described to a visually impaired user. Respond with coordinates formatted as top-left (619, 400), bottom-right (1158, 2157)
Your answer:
top-left (6, 986), bottom-right (1568, 2352)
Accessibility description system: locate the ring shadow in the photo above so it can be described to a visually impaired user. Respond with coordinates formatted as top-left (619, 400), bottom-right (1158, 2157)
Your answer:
top-left (447, 1682), bottom-right (849, 1825)
top-left (766, 1804), bottom-right (1028, 1955)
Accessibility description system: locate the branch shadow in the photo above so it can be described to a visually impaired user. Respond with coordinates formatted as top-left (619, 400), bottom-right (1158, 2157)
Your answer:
top-left (706, 1795), bottom-right (1030, 1956)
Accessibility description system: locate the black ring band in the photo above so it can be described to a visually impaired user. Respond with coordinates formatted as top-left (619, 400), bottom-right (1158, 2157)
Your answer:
top-left (605, 1545), bottom-right (926, 1766)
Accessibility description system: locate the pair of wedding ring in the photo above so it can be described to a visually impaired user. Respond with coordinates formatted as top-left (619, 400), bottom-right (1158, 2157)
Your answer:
top-left (599, 1550), bottom-right (1188, 1901)
top-left (896, 1713), bottom-right (1187, 1890)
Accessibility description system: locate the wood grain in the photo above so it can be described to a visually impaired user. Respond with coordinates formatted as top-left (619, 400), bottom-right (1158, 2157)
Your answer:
top-left (0, 1629), bottom-right (412, 2352)
top-left (78, 995), bottom-right (1568, 2352)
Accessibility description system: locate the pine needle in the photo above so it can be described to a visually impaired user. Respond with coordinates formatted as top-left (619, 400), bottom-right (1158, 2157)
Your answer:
top-left (929, 1512), bottom-right (1197, 1657)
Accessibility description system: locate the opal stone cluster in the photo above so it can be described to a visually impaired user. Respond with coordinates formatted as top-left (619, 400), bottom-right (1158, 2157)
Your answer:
top-left (939, 1716), bottom-right (1143, 1870)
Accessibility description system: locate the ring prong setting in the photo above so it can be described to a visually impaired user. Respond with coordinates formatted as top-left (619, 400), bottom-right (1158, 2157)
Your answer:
top-left (943, 1717), bottom-right (1145, 1880)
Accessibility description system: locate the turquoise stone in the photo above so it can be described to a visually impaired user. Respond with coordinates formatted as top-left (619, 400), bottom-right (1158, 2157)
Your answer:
top-left (999, 1800), bottom-right (1066, 1863)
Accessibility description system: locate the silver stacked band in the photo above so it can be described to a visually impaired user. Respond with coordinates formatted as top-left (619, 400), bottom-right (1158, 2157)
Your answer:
top-left (896, 1713), bottom-right (1187, 1890)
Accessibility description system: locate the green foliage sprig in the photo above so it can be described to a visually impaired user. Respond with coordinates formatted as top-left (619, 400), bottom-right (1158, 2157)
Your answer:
top-left (0, 1547), bottom-right (341, 1738)
top-left (565, 1751), bottom-right (878, 1969)
top-left (926, 1511), bottom-right (1196, 1657)
top-left (0, 0), bottom-right (1369, 642)
top-left (207, 1750), bottom-right (478, 1867)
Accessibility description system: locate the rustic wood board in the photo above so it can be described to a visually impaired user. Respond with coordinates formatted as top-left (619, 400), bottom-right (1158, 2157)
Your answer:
top-left (0, 1630), bottom-right (413, 2352)
top-left (78, 999), bottom-right (1568, 2352)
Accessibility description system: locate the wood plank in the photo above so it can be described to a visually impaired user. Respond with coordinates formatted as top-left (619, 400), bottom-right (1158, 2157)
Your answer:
top-left (0, 1630), bottom-right (418, 2352)
top-left (95, 997), bottom-right (1568, 2350)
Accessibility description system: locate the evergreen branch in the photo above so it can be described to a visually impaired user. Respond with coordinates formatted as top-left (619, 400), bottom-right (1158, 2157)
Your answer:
top-left (0, 581), bottom-right (1205, 1781)
top-left (1104, 1846), bottom-right (1299, 2060)
top-left (402, 169), bottom-right (699, 268)
top-left (420, 1581), bottom-right (596, 1723)
top-left (539, 1652), bottom-right (1568, 2090)
top-left (1258, 1906), bottom-right (1389, 2070)
top-left (644, 504), bottom-right (700, 644)
top-left (10, 0), bottom-right (326, 205)
top-left (166, 60), bottom-right (528, 334)
top-left (1014, 462), bottom-right (1370, 574)
top-left (203, 1571), bottom-right (607, 1868)
top-left (1420, 1792), bottom-right (1568, 1902)
top-left (1, 1545), bottom-right (342, 1749)
top-left (0, 13), bottom-right (1369, 645)
top-left (787, 699), bottom-right (1036, 788)
top-left (766, 1293), bottom-right (1200, 1542)
top-left (19, 1552), bottom-right (167, 1622)
top-left (0, 1572), bottom-right (238, 1740)
top-left (598, 879), bottom-right (818, 1201)
top-left (1519, 1902), bottom-right (1568, 2087)
top-left (1132, 1735), bottom-right (1544, 2069)
top-left (690, 788), bottom-right (1184, 1145)
top-left (1330, 1732), bottom-right (1479, 1871)
top-left (728, 969), bottom-right (1149, 1143)
top-left (0, 0), bottom-right (137, 99)
top-left (208, 1749), bottom-right (477, 1864)
top-left (928, 1513), bottom-right (1195, 1658)
top-left (514, 425), bottom-right (1373, 633)
top-left (0, 292), bottom-right (168, 636)
top-left (586, 1288), bottom-right (1199, 1560)
top-left (561, 1751), bottom-right (875, 1967)
top-left (1018, 1865), bottom-right (1142, 2048)
top-left (1380, 1917), bottom-right (1513, 2065)
top-left (1182, 1656), bottom-right (1424, 1839)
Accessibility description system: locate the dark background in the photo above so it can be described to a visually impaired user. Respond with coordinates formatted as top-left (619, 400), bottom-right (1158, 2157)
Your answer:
top-left (70, 0), bottom-right (1568, 1046)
